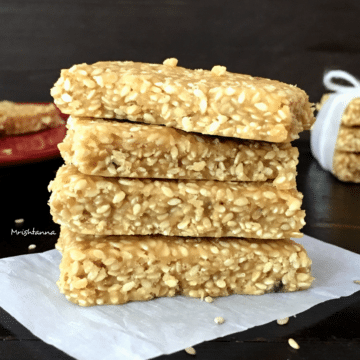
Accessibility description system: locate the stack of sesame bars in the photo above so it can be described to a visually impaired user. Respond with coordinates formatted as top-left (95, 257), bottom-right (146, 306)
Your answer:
top-left (48, 58), bottom-right (316, 306)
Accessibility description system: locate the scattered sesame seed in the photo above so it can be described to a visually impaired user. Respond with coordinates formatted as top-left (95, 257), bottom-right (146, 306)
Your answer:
top-left (354, 280), bottom-right (360, 285)
top-left (28, 244), bottom-right (36, 250)
top-left (214, 316), bottom-right (225, 324)
top-left (288, 338), bottom-right (300, 349)
top-left (277, 317), bottom-right (289, 325)
top-left (15, 218), bottom-right (24, 224)
top-left (204, 296), bottom-right (213, 303)
top-left (184, 347), bottom-right (196, 355)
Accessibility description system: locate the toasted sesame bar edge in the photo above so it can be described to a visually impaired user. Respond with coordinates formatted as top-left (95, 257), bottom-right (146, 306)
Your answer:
top-left (56, 228), bottom-right (314, 306)
top-left (48, 164), bottom-right (305, 239)
top-left (51, 58), bottom-right (315, 142)
top-left (59, 117), bottom-right (299, 189)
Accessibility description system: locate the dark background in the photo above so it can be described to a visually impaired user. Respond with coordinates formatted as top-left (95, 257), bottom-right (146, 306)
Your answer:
top-left (1, 0), bottom-right (360, 105)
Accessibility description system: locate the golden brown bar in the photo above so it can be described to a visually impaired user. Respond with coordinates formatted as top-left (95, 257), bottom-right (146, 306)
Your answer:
top-left (56, 228), bottom-right (314, 306)
top-left (60, 117), bottom-right (299, 189)
top-left (48, 164), bottom-right (305, 239)
top-left (317, 94), bottom-right (360, 127)
top-left (336, 125), bottom-right (360, 152)
top-left (0, 101), bottom-right (64, 136)
top-left (333, 150), bottom-right (360, 182)
top-left (51, 58), bottom-right (315, 142)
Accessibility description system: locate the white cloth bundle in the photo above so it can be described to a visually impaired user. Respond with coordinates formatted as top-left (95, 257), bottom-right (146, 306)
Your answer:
top-left (310, 70), bottom-right (360, 173)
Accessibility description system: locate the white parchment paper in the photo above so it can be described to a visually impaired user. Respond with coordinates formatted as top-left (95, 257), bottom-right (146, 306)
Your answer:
top-left (0, 234), bottom-right (359, 360)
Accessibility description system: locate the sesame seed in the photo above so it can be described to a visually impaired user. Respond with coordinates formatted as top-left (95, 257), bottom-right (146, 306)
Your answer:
top-left (288, 338), bottom-right (300, 349)
top-left (214, 316), bottom-right (225, 324)
top-left (277, 317), bottom-right (289, 325)
top-left (255, 102), bottom-right (268, 111)
top-left (28, 244), bottom-right (36, 250)
top-left (211, 65), bottom-right (226, 76)
top-left (133, 204), bottom-right (141, 215)
top-left (184, 347), bottom-right (196, 355)
top-left (61, 93), bottom-right (72, 102)
top-left (216, 279), bottom-right (226, 288)
top-left (225, 87), bottom-right (235, 96)
top-left (15, 218), bottom-right (24, 224)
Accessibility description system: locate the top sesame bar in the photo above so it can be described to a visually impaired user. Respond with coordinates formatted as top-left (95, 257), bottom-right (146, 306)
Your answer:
top-left (51, 58), bottom-right (315, 142)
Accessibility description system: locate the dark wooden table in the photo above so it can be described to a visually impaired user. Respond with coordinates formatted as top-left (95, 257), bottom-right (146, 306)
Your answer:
top-left (0, 135), bottom-right (359, 360)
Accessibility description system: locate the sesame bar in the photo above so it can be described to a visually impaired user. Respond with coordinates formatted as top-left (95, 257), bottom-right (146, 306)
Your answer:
top-left (336, 125), bottom-right (360, 152)
top-left (48, 164), bottom-right (305, 239)
top-left (59, 117), bottom-right (299, 189)
top-left (0, 101), bottom-right (65, 136)
top-left (317, 94), bottom-right (360, 126)
top-left (342, 97), bottom-right (360, 126)
top-left (333, 150), bottom-right (360, 182)
top-left (51, 58), bottom-right (315, 142)
top-left (315, 94), bottom-right (330, 112)
top-left (56, 228), bottom-right (314, 306)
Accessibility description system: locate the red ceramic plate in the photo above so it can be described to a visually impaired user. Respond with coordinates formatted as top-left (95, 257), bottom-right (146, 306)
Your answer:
top-left (0, 104), bottom-right (68, 166)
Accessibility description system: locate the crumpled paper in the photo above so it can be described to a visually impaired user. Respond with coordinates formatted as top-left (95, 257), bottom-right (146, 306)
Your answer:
top-left (0, 234), bottom-right (359, 360)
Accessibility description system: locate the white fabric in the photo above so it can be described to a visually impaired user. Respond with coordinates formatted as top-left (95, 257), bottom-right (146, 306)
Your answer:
top-left (0, 235), bottom-right (360, 360)
top-left (310, 70), bottom-right (360, 172)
